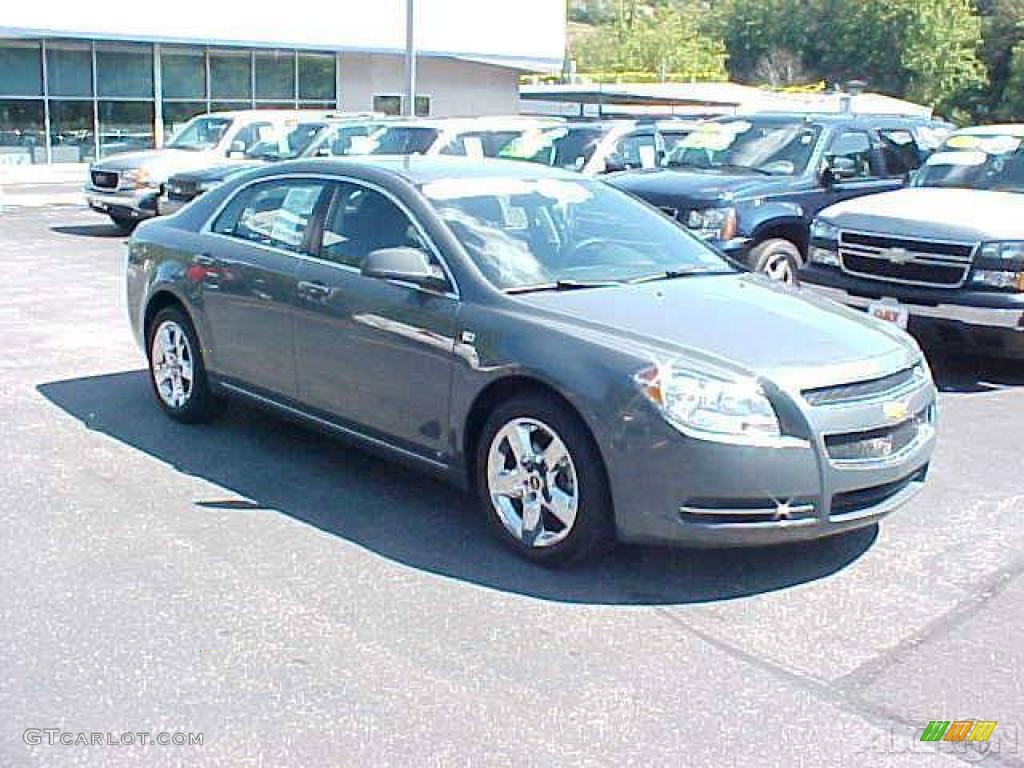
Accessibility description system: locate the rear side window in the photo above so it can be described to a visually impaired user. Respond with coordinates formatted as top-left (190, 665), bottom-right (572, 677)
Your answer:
top-left (212, 179), bottom-right (329, 253)
top-left (879, 128), bottom-right (925, 176)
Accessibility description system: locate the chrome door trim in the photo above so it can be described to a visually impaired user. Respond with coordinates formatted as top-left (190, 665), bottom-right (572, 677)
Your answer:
top-left (201, 171), bottom-right (461, 299)
top-left (220, 381), bottom-right (449, 471)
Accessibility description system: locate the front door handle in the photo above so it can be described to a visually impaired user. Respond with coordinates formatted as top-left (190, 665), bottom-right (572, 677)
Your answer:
top-left (193, 253), bottom-right (217, 267)
top-left (298, 280), bottom-right (332, 301)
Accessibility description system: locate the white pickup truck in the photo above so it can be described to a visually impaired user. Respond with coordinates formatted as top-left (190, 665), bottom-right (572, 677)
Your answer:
top-left (84, 110), bottom-right (330, 232)
top-left (801, 125), bottom-right (1024, 360)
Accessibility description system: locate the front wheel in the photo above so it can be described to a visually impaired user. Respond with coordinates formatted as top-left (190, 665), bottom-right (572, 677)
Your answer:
top-left (109, 215), bottom-right (137, 235)
top-left (752, 238), bottom-right (802, 285)
top-left (147, 307), bottom-right (224, 423)
top-left (476, 394), bottom-right (614, 566)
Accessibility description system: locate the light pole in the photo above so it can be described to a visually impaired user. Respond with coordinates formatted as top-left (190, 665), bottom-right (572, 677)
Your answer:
top-left (404, 0), bottom-right (417, 116)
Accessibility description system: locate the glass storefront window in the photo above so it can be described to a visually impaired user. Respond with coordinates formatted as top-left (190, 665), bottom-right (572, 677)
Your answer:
top-left (46, 44), bottom-right (93, 97)
top-left (96, 44), bottom-right (154, 98)
top-left (255, 52), bottom-right (295, 101)
top-left (210, 101), bottom-right (252, 115)
top-left (373, 95), bottom-right (402, 116)
top-left (0, 41), bottom-right (42, 97)
top-left (0, 100), bottom-right (45, 164)
top-left (210, 51), bottom-right (252, 101)
top-left (298, 54), bottom-right (335, 101)
top-left (163, 101), bottom-right (208, 141)
top-left (50, 101), bottom-right (96, 163)
top-left (98, 101), bottom-right (155, 157)
top-left (161, 48), bottom-right (205, 100)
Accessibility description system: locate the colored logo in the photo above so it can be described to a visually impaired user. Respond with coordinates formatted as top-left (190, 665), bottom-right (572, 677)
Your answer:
top-left (882, 400), bottom-right (909, 422)
top-left (921, 720), bottom-right (997, 743)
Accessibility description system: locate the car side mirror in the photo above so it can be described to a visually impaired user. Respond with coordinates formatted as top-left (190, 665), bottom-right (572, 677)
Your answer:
top-left (603, 152), bottom-right (628, 173)
top-left (362, 247), bottom-right (447, 291)
top-left (822, 156), bottom-right (858, 185)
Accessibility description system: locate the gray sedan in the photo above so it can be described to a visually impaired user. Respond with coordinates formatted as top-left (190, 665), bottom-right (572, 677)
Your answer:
top-left (125, 157), bottom-right (937, 565)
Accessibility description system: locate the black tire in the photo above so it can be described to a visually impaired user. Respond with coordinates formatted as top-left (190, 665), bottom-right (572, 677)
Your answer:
top-left (475, 393), bottom-right (615, 567)
top-left (109, 215), bottom-right (137, 235)
top-left (751, 238), bottom-right (802, 285)
top-left (146, 306), bottom-right (224, 424)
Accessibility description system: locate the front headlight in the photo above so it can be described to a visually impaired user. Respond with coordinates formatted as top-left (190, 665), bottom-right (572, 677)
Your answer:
top-left (810, 218), bottom-right (840, 242)
top-left (121, 168), bottom-right (158, 189)
top-left (972, 241), bottom-right (1024, 291)
top-left (635, 363), bottom-right (781, 442)
top-left (685, 206), bottom-right (736, 241)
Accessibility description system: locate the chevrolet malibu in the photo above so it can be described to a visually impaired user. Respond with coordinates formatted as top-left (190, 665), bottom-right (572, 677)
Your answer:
top-left (126, 157), bottom-right (937, 565)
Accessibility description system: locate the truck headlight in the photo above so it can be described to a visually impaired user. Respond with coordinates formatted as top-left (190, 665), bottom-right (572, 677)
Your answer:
top-left (685, 206), bottom-right (736, 241)
top-left (635, 363), bottom-right (781, 442)
top-left (808, 218), bottom-right (841, 267)
top-left (972, 241), bottom-right (1024, 291)
top-left (121, 168), bottom-right (159, 189)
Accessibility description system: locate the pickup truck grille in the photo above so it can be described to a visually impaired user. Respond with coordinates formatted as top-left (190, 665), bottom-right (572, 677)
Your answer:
top-left (90, 170), bottom-right (120, 191)
top-left (838, 231), bottom-right (975, 289)
top-left (165, 180), bottom-right (200, 202)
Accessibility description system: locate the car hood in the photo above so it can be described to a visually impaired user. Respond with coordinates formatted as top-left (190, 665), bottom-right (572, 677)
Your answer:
top-left (171, 160), bottom-right (265, 183)
top-left (516, 274), bottom-right (917, 390)
top-left (820, 187), bottom-right (1024, 242)
top-left (92, 149), bottom-right (224, 181)
top-left (605, 167), bottom-right (789, 207)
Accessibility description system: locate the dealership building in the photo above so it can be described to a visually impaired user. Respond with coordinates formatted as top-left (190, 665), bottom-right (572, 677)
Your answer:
top-left (0, 0), bottom-right (564, 164)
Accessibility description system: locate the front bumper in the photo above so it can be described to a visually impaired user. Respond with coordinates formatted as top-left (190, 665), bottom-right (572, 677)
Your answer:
top-left (84, 186), bottom-right (159, 220)
top-left (800, 265), bottom-right (1024, 357)
top-left (607, 374), bottom-right (936, 547)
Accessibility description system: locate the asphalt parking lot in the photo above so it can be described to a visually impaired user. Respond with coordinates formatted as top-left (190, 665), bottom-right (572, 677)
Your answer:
top-left (2, 193), bottom-right (1023, 767)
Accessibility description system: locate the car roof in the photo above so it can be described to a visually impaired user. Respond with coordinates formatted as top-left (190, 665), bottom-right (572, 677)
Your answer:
top-left (953, 124), bottom-right (1024, 137)
top-left (203, 109), bottom-right (334, 121)
top-left (263, 155), bottom-right (585, 185)
top-left (715, 112), bottom-right (941, 125)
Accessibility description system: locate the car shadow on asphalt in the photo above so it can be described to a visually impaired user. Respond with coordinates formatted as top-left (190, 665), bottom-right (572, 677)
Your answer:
top-left (49, 223), bottom-right (127, 239)
top-left (923, 345), bottom-right (1024, 394)
top-left (37, 370), bottom-right (879, 607)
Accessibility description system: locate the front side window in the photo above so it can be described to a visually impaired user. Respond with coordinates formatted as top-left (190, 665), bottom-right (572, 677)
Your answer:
top-left (824, 131), bottom-right (875, 180)
top-left (167, 116), bottom-right (233, 151)
top-left (363, 126), bottom-right (439, 155)
top-left (666, 119), bottom-right (821, 176)
top-left (423, 177), bottom-right (732, 291)
top-left (440, 131), bottom-right (522, 158)
top-left (302, 123), bottom-right (376, 158)
top-left (231, 122), bottom-right (276, 154)
top-left (611, 132), bottom-right (657, 170)
top-left (214, 179), bottom-right (329, 253)
top-left (320, 183), bottom-right (430, 269)
top-left (914, 132), bottom-right (1024, 193)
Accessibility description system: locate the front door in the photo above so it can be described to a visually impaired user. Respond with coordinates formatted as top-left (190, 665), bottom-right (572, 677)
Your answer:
top-left (292, 181), bottom-right (458, 460)
top-left (200, 177), bottom-right (331, 398)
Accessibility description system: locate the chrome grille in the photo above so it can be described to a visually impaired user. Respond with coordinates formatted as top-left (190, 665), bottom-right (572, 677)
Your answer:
top-left (825, 408), bottom-right (930, 463)
top-left (838, 230), bottom-right (975, 288)
top-left (90, 170), bottom-right (119, 190)
top-left (803, 366), bottom-right (922, 406)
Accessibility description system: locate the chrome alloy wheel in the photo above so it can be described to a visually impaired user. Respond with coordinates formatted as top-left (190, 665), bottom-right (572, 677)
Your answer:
top-left (763, 252), bottom-right (796, 284)
top-left (486, 417), bottom-right (579, 548)
top-left (150, 320), bottom-right (194, 409)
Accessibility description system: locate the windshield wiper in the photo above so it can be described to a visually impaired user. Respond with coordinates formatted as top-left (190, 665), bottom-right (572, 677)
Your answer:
top-left (505, 279), bottom-right (621, 295)
top-left (627, 268), bottom-right (734, 284)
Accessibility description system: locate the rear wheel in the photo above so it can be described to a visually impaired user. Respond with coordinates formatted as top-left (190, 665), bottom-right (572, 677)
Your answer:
top-left (752, 238), bottom-right (802, 285)
top-left (476, 394), bottom-right (614, 566)
top-left (147, 306), bottom-right (224, 423)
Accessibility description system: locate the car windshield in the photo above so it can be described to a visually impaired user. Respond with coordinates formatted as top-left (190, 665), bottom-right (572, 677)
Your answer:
top-left (166, 116), bottom-right (233, 151)
top-left (914, 133), bottom-right (1024, 193)
top-left (665, 119), bottom-right (821, 176)
top-left (301, 123), bottom-right (380, 158)
top-left (498, 126), bottom-right (607, 171)
top-left (356, 126), bottom-right (440, 155)
top-left (423, 177), bottom-right (734, 291)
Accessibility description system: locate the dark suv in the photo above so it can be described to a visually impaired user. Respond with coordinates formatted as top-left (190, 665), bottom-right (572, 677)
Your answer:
top-left (605, 113), bottom-right (952, 283)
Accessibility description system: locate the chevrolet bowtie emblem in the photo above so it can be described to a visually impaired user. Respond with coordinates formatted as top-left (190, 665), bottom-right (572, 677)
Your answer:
top-left (885, 247), bottom-right (912, 265)
top-left (883, 400), bottom-right (909, 422)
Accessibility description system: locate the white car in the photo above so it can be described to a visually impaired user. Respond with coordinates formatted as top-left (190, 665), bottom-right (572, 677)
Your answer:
top-left (85, 110), bottom-right (334, 232)
top-left (354, 117), bottom-right (563, 159)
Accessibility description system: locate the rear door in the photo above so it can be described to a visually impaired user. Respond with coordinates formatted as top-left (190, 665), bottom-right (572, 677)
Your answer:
top-left (291, 180), bottom-right (458, 459)
top-left (199, 177), bottom-right (331, 397)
